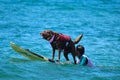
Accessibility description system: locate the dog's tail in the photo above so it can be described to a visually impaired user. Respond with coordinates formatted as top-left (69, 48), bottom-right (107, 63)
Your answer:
top-left (73, 34), bottom-right (83, 44)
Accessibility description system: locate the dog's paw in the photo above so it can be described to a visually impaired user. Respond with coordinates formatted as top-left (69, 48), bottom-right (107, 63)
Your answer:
top-left (77, 59), bottom-right (80, 64)
top-left (55, 60), bottom-right (60, 64)
top-left (55, 60), bottom-right (59, 62)
top-left (65, 61), bottom-right (72, 64)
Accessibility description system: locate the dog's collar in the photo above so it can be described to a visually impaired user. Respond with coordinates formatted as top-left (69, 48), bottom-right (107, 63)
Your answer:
top-left (49, 35), bottom-right (55, 43)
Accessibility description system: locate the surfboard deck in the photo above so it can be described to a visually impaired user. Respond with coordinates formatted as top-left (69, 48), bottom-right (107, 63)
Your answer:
top-left (10, 42), bottom-right (57, 63)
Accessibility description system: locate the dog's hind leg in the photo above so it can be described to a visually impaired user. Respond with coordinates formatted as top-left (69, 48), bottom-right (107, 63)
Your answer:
top-left (72, 55), bottom-right (76, 64)
top-left (70, 44), bottom-right (77, 64)
top-left (63, 51), bottom-right (69, 61)
top-left (71, 50), bottom-right (77, 64)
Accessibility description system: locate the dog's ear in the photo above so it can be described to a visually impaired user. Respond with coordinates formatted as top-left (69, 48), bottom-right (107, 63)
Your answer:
top-left (46, 30), bottom-right (55, 36)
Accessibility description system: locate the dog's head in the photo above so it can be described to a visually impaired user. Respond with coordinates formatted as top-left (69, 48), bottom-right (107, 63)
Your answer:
top-left (40, 30), bottom-right (55, 41)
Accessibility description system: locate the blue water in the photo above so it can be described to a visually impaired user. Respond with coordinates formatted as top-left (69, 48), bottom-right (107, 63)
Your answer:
top-left (0, 0), bottom-right (120, 80)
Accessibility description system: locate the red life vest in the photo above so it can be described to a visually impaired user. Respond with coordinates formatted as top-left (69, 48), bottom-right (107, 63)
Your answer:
top-left (57, 34), bottom-right (71, 42)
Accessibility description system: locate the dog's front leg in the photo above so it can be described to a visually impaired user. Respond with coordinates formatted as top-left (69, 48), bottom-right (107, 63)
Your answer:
top-left (57, 48), bottom-right (61, 62)
top-left (52, 48), bottom-right (55, 60)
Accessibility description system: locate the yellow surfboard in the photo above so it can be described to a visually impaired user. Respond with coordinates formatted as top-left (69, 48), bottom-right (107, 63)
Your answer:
top-left (10, 42), bottom-right (55, 63)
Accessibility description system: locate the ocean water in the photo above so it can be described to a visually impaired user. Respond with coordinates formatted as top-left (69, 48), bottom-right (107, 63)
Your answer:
top-left (0, 0), bottom-right (120, 80)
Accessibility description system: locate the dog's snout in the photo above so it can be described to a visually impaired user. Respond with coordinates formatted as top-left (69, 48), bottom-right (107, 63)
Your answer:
top-left (40, 32), bottom-right (43, 35)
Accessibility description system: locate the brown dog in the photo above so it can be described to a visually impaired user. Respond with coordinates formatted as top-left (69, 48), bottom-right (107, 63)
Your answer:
top-left (40, 30), bottom-right (83, 64)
